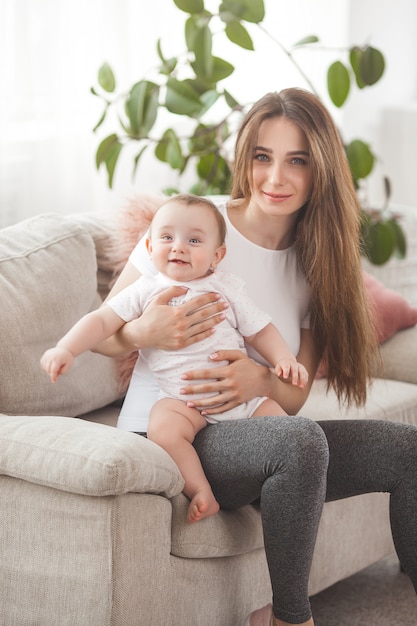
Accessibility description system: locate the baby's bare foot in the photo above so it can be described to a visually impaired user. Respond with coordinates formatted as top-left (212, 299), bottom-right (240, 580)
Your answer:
top-left (187, 491), bottom-right (220, 523)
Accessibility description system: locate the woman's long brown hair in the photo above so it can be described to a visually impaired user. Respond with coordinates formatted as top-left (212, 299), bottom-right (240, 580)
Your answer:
top-left (231, 88), bottom-right (379, 406)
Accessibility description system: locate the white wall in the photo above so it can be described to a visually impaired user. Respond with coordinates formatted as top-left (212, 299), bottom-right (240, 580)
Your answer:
top-left (343, 0), bottom-right (417, 207)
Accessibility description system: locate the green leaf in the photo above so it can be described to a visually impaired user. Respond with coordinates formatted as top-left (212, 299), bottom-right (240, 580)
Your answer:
top-left (224, 89), bottom-right (240, 109)
top-left (359, 46), bottom-right (385, 86)
top-left (162, 187), bottom-right (181, 196)
top-left (363, 221), bottom-right (395, 265)
top-left (199, 89), bottom-right (220, 115)
top-left (98, 63), bottom-right (116, 93)
top-left (165, 78), bottom-right (203, 116)
top-left (191, 56), bottom-right (234, 83)
top-left (173, 0), bottom-right (204, 14)
top-left (383, 176), bottom-right (392, 205)
top-left (96, 134), bottom-right (118, 168)
top-left (155, 136), bottom-right (168, 163)
top-left (132, 145), bottom-right (148, 181)
top-left (346, 139), bottom-right (375, 181)
top-left (195, 153), bottom-right (231, 194)
top-left (185, 16), bottom-right (199, 51)
top-left (126, 81), bottom-right (159, 137)
top-left (189, 123), bottom-right (218, 154)
top-left (388, 218), bottom-right (407, 259)
top-left (92, 105), bottom-right (108, 133)
top-left (293, 35), bottom-right (319, 47)
top-left (190, 23), bottom-right (213, 78)
top-left (185, 13), bottom-right (211, 48)
top-left (95, 134), bottom-right (123, 188)
top-left (219, 0), bottom-right (265, 24)
top-left (166, 134), bottom-right (184, 170)
top-left (225, 21), bottom-right (254, 50)
top-left (327, 61), bottom-right (350, 107)
top-left (156, 39), bottom-right (177, 75)
top-left (349, 47), bottom-right (366, 88)
top-left (155, 129), bottom-right (184, 170)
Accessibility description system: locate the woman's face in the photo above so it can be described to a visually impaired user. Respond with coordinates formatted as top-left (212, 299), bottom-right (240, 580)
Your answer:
top-left (251, 116), bottom-right (313, 218)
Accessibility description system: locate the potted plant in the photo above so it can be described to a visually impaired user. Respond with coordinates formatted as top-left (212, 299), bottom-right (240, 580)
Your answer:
top-left (91, 0), bottom-right (405, 265)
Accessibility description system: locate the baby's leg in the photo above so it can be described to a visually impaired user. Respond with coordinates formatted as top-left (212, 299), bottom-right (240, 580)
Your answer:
top-left (252, 398), bottom-right (287, 418)
top-left (147, 398), bottom-right (220, 523)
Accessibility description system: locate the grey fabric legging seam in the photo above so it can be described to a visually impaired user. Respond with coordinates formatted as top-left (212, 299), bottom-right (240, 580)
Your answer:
top-left (193, 415), bottom-right (417, 624)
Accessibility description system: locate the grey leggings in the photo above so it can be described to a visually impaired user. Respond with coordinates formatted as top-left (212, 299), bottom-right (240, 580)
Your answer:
top-left (193, 416), bottom-right (417, 624)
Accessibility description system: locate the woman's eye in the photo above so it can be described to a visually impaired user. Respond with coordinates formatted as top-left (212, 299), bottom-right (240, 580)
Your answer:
top-left (255, 153), bottom-right (269, 162)
top-left (291, 157), bottom-right (307, 166)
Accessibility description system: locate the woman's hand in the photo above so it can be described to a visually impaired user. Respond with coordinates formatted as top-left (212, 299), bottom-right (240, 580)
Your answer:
top-left (179, 328), bottom-right (318, 416)
top-left (180, 350), bottom-right (271, 416)
top-left (124, 286), bottom-right (229, 352)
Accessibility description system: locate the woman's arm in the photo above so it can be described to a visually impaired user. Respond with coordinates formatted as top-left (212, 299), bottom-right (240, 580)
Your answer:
top-left (94, 261), bottom-right (230, 357)
top-left (181, 328), bottom-right (320, 416)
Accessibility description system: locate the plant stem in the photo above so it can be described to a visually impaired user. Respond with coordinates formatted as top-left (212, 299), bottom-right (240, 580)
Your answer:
top-left (256, 24), bottom-right (319, 96)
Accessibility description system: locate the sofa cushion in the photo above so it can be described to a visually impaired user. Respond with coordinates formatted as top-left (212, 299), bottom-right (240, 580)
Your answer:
top-left (0, 214), bottom-right (121, 417)
top-left (0, 415), bottom-right (184, 497)
top-left (171, 494), bottom-right (264, 558)
top-left (378, 325), bottom-right (417, 385)
top-left (303, 377), bottom-right (417, 425)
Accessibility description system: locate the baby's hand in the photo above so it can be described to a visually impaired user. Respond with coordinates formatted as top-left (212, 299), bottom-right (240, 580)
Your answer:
top-left (40, 346), bottom-right (74, 383)
top-left (274, 359), bottom-right (309, 389)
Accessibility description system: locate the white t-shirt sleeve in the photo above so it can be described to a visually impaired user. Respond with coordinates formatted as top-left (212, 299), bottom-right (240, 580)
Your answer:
top-left (107, 280), bottom-right (144, 322)
top-left (226, 275), bottom-right (272, 337)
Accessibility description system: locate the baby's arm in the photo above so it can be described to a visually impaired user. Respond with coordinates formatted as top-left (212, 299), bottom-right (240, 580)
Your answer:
top-left (40, 305), bottom-right (125, 383)
top-left (245, 323), bottom-right (309, 389)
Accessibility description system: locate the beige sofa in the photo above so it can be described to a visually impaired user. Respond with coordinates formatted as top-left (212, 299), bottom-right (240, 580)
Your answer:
top-left (1, 205), bottom-right (417, 626)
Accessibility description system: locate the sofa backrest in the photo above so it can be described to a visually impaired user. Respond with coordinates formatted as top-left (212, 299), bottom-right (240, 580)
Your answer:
top-left (0, 213), bottom-right (121, 417)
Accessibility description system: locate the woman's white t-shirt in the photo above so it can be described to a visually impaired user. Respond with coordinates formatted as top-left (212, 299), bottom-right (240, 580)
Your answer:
top-left (117, 201), bottom-right (311, 432)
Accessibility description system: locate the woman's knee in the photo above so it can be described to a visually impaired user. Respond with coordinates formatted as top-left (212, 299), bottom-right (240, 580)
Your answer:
top-left (253, 416), bottom-right (329, 480)
top-left (282, 416), bottom-right (329, 474)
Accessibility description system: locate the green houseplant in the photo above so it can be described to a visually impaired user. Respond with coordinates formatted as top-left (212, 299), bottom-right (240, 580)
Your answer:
top-left (91, 0), bottom-right (405, 265)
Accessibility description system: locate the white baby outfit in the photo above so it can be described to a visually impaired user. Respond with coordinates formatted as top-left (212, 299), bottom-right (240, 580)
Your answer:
top-left (107, 269), bottom-right (272, 424)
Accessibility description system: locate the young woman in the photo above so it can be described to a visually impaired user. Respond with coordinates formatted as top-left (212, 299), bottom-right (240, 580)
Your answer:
top-left (95, 88), bottom-right (417, 626)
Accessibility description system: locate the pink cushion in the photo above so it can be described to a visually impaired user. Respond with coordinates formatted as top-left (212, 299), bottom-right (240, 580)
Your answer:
top-left (316, 271), bottom-right (417, 379)
top-left (110, 195), bottom-right (164, 392)
top-left (363, 272), bottom-right (417, 342)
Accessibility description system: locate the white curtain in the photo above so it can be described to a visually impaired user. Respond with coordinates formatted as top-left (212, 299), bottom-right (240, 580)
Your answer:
top-left (0, 0), bottom-right (137, 228)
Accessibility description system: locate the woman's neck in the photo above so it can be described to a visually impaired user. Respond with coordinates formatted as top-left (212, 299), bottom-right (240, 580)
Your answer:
top-left (227, 199), bottom-right (297, 250)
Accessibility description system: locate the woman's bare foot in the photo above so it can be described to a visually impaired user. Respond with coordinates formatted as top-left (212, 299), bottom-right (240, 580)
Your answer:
top-left (187, 489), bottom-right (220, 523)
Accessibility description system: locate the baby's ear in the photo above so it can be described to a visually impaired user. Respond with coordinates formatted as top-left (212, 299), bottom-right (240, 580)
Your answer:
top-left (145, 238), bottom-right (152, 255)
top-left (213, 244), bottom-right (226, 268)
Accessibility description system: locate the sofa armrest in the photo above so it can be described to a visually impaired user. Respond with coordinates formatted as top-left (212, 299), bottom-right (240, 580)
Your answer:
top-left (377, 325), bottom-right (417, 385)
top-left (0, 415), bottom-right (184, 498)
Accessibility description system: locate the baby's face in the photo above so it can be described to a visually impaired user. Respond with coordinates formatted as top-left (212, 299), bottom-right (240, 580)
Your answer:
top-left (147, 201), bottom-right (225, 282)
